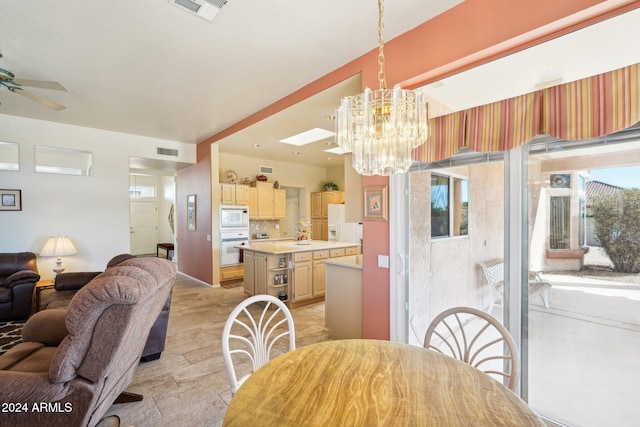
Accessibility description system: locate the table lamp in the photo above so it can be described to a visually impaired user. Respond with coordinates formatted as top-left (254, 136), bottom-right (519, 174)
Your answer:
top-left (40, 235), bottom-right (78, 275)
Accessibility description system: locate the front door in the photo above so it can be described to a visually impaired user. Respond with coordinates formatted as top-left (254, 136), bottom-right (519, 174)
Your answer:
top-left (130, 200), bottom-right (158, 255)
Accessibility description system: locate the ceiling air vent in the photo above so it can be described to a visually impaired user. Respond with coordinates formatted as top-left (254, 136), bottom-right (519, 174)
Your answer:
top-left (169, 0), bottom-right (228, 22)
top-left (157, 147), bottom-right (179, 157)
top-left (259, 165), bottom-right (274, 175)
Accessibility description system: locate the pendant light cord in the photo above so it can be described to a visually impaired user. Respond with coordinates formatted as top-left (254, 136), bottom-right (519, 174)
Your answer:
top-left (377, 0), bottom-right (387, 90)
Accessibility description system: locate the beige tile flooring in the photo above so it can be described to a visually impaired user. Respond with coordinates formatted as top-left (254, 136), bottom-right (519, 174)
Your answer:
top-left (103, 273), bottom-right (329, 426)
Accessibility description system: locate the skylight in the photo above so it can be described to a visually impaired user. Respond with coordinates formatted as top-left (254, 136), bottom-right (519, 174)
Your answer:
top-left (279, 128), bottom-right (335, 146)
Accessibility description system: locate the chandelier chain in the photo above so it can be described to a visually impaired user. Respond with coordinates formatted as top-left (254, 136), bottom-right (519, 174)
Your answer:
top-left (377, 0), bottom-right (386, 90)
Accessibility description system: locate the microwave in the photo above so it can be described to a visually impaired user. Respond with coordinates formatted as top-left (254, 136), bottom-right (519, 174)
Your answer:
top-left (220, 206), bottom-right (249, 228)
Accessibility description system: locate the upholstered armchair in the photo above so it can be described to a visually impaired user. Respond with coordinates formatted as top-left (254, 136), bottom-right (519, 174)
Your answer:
top-left (0, 252), bottom-right (41, 320)
top-left (0, 257), bottom-right (176, 427)
top-left (44, 254), bottom-right (173, 361)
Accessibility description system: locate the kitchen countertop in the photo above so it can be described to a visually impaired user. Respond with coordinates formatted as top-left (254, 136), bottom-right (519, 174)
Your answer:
top-left (238, 240), bottom-right (360, 254)
top-left (322, 255), bottom-right (363, 270)
top-left (249, 237), bottom-right (295, 243)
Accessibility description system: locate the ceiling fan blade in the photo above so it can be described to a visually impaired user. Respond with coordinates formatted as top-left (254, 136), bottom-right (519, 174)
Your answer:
top-left (11, 78), bottom-right (67, 91)
top-left (13, 88), bottom-right (66, 111)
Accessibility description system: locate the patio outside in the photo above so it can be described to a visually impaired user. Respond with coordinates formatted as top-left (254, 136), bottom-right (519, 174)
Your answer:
top-left (523, 247), bottom-right (640, 426)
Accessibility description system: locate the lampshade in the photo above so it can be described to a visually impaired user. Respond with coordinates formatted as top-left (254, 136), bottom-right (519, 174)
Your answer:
top-left (40, 235), bottom-right (78, 257)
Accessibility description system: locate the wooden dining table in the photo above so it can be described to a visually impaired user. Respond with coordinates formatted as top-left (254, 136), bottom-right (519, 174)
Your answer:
top-left (223, 339), bottom-right (545, 426)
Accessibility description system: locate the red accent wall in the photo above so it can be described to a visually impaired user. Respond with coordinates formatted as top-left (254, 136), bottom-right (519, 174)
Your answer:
top-left (176, 144), bottom-right (213, 284)
top-left (197, 0), bottom-right (640, 336)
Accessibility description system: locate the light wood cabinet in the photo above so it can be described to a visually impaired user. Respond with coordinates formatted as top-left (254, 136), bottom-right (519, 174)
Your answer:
top-left (254, 252), bottom-right (268, 295)
top-left (322, 191), bottom-right (344, 217)
top-left (249, 182), bottom-right (286, 220)
top-left (311, 219), bottom-right (322, 240)
top-left (292, 252), bottom-right (312, 302)
top-left (310, 191), bottom-right (344, 240)
top-left (346, 246), bottom-right (360, 255)
top-left (311, 192), bottom-right (323, 219)
top-left (243, 252), bottom-right (255, 295)
top-left (220, 264), bottom-right (244, 282)
top-left (243, 251), bottom-right (267, 296)
top-left (221, 184), bottom-right (249, 205)
top-left (312, 250), bottom-right (329, 297)
top-left (248, 187), bottom-right (257, 219)
top-left (256, 182), bottom-right (274, 219)
top-left (274, 189), bottom-right (286, 218)
top-left (330, 248), bottom-right (346, 258)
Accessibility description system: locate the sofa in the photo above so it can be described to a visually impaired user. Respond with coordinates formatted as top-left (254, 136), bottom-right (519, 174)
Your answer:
top-left (44, 254), bottom-right (172, 361)
top-left (0, 257), bottom-right (176, 427)
top-left (0, 252), bottom-right (41, 321)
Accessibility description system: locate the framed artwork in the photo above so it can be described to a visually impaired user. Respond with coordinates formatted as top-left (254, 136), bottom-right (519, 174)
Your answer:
top-left (364, 185), bottom-right (388, 221)
top-left (0, 189), bottom-right (21, 211)
top-left (187, 194), bottom-right (197, 231)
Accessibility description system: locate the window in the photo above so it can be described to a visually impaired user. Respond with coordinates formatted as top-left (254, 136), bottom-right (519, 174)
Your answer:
top-left (129, 185), bottom-right (156, 198)
top-left (431, 173), bottom-right (469, 238)
top-left (35, 146), bottom-right (93, 176)
top-left (549, 196), bottom-right (570, 249)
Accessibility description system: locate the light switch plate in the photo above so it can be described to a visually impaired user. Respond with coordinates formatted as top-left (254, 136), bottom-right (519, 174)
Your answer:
top-left (378, 255), bottom-right (389, 268)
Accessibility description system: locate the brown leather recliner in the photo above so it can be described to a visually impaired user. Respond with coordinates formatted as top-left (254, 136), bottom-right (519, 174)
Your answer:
top-left (44, 254), bottom-right (172, 361)
top-left (0, 257), bottom-right (176, 427)
top-left (0, 252), bottom-right (41, 321)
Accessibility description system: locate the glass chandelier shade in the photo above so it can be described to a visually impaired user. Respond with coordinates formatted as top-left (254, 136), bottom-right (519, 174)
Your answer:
top-left (335, 85), bottom-right (429, 175)
top-left (334, 0), bottom-right (429, 176)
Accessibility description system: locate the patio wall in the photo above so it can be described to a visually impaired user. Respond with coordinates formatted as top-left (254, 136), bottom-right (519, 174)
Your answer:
top-left (408, 161), bottom-right (504, 345)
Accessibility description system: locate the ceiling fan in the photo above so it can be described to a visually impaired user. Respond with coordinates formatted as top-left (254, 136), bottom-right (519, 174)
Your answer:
top-left (0, 53), bottom-right (67, 111)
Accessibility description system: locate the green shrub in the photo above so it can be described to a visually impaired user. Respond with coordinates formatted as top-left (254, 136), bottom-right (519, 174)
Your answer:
top-left (591, 188), bottom-right (640, 273)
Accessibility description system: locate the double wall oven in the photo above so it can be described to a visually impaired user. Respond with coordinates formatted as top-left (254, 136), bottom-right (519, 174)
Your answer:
top-left (220, 206), bottom-right (249, 267)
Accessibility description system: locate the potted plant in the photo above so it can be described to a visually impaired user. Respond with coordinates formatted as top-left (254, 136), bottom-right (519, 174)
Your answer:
top-left (323, 181), bottom-right (339, 191)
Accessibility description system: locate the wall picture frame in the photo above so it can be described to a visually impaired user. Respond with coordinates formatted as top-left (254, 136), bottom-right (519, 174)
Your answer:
top-left (187, 194), bottom-right (197, 231)
top-left (0, 189), bottom-right (22, 211)
top-left (364, 185), bottom-right (388, 221)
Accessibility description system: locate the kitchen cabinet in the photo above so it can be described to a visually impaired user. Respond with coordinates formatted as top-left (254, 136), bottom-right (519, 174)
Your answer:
top-left (322, 191), bottom-right (344, 217)
top-left (248, 187), bottom-right (257, 218)
top-left (221, 184), bottom-right (249, 205)
top-left (292, 252), bottom-right (312, 302)
top-left (310, 191), bottom-right (344, 240)
top-left (249, 182), bottom-right (286, 220)
top-left (220, 264), bottom-right (244, 282)
top-left (312, 250), bottom-right (328, 297)
top-left (243, 252), bottom-right (255, 295)
top-left (274, 189), bottom-right (286, 218)
top-left (311, 192), bottom-right (323, 219)
top-left (243, 251), bottom-right (267, 296)
top-left (256, 182), bottom-right (274, 219)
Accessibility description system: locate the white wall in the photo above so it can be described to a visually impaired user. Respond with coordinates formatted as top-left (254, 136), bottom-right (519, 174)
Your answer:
top-left (0, 114), bottom-right (194, 279)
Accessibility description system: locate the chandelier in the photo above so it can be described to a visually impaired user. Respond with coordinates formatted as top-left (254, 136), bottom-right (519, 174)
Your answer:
top-left (335, 0), bottom-right (429, 176)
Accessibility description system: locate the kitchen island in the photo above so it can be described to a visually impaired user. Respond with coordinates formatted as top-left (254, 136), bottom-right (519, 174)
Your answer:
top-left (239, 240), bottom-right (360, 307)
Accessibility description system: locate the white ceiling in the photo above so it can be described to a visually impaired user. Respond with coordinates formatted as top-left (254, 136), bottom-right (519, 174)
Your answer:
top-left (1, 2), bottom-right (639, 170)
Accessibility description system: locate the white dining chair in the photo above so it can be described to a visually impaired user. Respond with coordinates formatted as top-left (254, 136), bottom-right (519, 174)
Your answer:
top-left (222, 294), bottom-right (296, 395)
top-left (424, 306), bottom-right (520, 392)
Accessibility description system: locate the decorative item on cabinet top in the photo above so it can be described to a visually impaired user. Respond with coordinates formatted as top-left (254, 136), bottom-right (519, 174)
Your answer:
top-left (225, 170), bottom-right (238, 184)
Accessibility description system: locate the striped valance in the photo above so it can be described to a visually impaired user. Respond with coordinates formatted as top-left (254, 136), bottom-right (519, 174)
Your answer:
top-left (415, 62), bottom-right (640, 163)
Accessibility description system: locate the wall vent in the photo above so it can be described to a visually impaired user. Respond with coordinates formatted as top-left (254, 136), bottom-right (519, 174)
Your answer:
top-left (157, 147), bottom-right (179, 157)
top-left (169, 0), bottom-right (228, 22)
top-left (259, 165), bottom-right (274, 175)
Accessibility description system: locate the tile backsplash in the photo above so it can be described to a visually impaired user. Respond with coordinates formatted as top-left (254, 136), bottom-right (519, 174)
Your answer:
top-left (249, 220), bottom-right (291, 239)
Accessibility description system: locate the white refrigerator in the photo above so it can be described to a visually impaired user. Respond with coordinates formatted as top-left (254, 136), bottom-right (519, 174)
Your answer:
top-left (327, 204), bottom-right (363, 244)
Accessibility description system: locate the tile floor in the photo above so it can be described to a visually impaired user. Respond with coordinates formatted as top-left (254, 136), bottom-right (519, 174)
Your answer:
top-left (103, 273), bottom-right (329, 426)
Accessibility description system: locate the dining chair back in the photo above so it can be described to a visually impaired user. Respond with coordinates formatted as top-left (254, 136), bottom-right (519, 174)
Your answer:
top-left (222, 294), bottom-right (296, 395)
top-left (424, 306), bottom-right (520, 392)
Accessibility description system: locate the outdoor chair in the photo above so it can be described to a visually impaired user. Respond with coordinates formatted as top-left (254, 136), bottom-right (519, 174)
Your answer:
top-left (480, 259), bottom-right (551, 314)
top-left (222, 294), bottom-right (295, 395)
